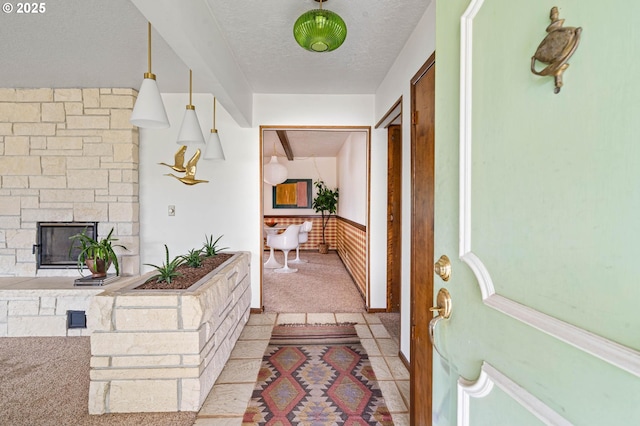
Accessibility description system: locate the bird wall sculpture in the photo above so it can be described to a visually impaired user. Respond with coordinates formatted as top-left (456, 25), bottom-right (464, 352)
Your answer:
top-left (165, 148), bottom-right (209, 185)
top-left (159, 145), bottom-right (188, 173)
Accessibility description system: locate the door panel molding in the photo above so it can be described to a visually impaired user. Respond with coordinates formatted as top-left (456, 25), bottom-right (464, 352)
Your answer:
top-left (458, 0), bottom-right (640, 378)
top-left (457, 362), bottom-right (571, 426)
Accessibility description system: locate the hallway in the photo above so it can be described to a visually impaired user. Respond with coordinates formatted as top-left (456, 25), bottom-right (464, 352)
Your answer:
top-left (195, 312), bottom-right (410, 425)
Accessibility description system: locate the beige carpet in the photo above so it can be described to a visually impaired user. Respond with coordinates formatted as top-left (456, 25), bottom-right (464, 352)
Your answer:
top-left (263, 250), bottom-right (366, 313)
top-left (0, 336), bottom-right (196, 426)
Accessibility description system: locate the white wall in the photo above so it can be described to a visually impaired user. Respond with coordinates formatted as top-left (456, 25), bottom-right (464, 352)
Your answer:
top-left (139, 93), bottom-right (262, 307)
top-left (374, 2), bottom-right (436, 359)
top-left (337, 132), bottom-right (368, 225)
top-left (253, 94), bottom-right (374, 127)
top-left (263, 157), bottom-right (336, 216)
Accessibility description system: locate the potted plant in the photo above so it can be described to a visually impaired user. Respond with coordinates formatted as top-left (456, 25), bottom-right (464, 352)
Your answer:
top-left (311, 180), bottom-right (339, 254)
top-left (69, 227), bottom-right (127, 278)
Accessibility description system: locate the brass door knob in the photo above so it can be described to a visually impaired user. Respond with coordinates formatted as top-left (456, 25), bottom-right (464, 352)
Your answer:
top-left (429, 288), bottom-right (452, 319)
top-left (429, 288), bottom-right (452, 359)
top-left (434, 255), bottom-right (451, 281)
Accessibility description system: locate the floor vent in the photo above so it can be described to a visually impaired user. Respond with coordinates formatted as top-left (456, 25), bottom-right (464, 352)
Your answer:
top-left (67, 310), bottom-right (87, 329)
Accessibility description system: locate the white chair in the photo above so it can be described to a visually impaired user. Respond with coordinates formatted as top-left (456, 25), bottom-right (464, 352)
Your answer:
top-left (263, 225), bottom-right (283, 269)
top-left (290, 221), bottom-right (312, 264)
top-left (266, 224), bottom-right (301, 273)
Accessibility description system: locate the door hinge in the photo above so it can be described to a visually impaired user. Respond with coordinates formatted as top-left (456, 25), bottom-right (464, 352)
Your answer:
top-left (411, 324), bottom-right (416, 340)
top-left (412, 111), bottom-right (418, 125)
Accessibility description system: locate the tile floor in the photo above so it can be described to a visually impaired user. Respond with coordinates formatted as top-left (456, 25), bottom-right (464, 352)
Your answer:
top-left (194, 312), bottom-right (410, 425)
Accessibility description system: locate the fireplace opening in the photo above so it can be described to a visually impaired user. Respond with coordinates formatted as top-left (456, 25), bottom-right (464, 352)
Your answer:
top-left (34, 222), bottom-right (98, 270)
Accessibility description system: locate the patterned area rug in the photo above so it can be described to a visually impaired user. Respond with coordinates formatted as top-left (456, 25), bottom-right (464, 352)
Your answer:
top-left (243, 325), bottom-right (394, 425)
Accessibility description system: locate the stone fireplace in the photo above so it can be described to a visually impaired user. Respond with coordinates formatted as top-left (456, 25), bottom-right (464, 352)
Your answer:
top-left (0, 88), bottom-right (140, 277)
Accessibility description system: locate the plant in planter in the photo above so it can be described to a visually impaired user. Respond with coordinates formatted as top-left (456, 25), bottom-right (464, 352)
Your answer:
top-left (69, 227), bottom-right (128, 278)
top-left (311, 180), bottom-right (339, 254)
top-left (182, 248), bottom-right (204, 268)
top-left (203, 234), bottom-right (229, 257)
top-left (144, 244), bottom-right (185, 284)
top-left (137, 236), bottom-right (232, 290)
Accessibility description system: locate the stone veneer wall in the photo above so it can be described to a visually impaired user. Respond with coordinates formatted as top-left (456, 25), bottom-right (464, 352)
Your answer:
top-left (0, 88), bottom-right (140, 276)
top-left (0, 285), bottom-right (103, 337)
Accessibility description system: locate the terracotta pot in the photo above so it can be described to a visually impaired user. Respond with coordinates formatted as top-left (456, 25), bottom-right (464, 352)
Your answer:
top-left (318, 243), bottom-right (329, 254)
top-left (85, 258), bottom-right (111, 278)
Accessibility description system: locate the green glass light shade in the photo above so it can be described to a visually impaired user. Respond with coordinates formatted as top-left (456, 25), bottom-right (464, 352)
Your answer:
top-left (293, 9), bottom-right (347, 52)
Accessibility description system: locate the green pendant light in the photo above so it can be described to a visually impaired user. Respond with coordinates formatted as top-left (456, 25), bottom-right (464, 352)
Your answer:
top-left (293, 0), bottom-right (347, 52)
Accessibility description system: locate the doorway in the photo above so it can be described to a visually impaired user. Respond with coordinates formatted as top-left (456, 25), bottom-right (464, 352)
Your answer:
top-left (410, 53), bottom-right (436, 425)
top-left (259, 126), bottom-right (371, 313)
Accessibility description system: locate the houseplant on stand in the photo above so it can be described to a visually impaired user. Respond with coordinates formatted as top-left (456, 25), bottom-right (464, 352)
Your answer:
top-left (312, 180), bottom-right (339, 254)
top-left (69, 227), bottom-right (127, 278)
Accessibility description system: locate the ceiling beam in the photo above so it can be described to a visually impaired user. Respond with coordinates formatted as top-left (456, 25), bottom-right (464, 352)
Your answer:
top-left (276, 130), bottom-right (294, 161)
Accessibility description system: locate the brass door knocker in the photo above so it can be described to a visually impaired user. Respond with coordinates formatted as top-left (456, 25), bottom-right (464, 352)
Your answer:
top-left (531, 7), bottom-right (582, 94)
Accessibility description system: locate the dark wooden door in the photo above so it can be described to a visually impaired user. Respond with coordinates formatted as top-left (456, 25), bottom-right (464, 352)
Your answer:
top-left (387, 124), bottom-right (402, 313)
top-left (410, 53), bottom-right (435, 426)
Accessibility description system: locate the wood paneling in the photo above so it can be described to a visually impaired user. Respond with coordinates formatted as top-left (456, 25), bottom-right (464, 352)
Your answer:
top-left (387, 124), bottom-right (402, 313)
top-left (336, 217), bottom-right (367, 297)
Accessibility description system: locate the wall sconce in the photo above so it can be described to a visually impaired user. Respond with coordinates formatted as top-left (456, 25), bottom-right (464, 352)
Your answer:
top-left (130, 22), bottom-right (170, 128)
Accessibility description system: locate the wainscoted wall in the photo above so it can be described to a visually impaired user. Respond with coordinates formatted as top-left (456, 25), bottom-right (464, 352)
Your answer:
top-left (0, 88), bottom-right (140, 277)
top-left (336, 217), bottom-right (366, 297)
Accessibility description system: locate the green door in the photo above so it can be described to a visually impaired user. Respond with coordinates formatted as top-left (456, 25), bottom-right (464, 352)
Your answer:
top-left (431, 1), bottom-right (640, 424)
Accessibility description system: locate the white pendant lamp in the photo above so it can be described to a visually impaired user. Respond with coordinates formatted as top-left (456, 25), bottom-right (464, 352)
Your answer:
top-left (203, 97), bottom-right (225, 160)
top-left (176, 69), bottom-right (205, 146)
top-left (130, 22), bottom-right (169, 129)
top-left (263, 155), bottom-right (288, 186)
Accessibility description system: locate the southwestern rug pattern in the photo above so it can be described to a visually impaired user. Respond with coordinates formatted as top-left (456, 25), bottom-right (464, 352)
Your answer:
top-left (243, 324), bottom-right (394, 425)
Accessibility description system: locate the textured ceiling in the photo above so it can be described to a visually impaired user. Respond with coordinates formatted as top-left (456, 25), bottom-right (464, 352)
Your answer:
top-left (206, 0), bottom-right (429, 94)
top-left (0, 0), bottom-right (430, 95)
top-left (1, 0), bottom-right (429, 157)
top-left (0, 0), bottom-right (189, 92)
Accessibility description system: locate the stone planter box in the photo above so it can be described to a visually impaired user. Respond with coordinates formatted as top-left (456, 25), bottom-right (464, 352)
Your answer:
top-left (87, 251), bottom-right (251, 414)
